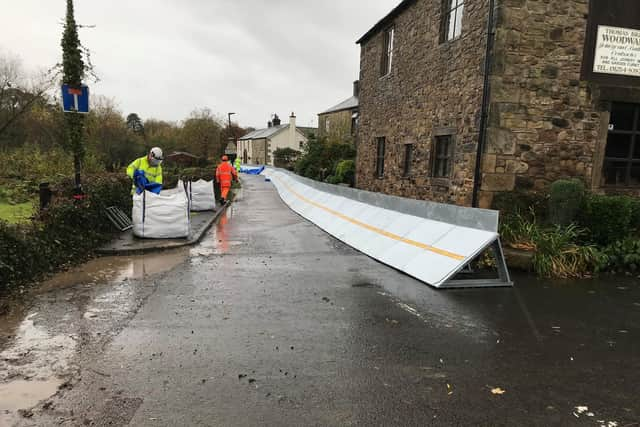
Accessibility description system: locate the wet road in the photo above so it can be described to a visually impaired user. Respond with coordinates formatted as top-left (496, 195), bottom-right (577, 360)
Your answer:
top-left (1, 175), bottom-right (639, 426)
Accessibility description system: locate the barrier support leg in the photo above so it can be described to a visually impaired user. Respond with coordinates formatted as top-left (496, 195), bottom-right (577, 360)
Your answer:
top-left (440, 239), bottom-right (513, 289)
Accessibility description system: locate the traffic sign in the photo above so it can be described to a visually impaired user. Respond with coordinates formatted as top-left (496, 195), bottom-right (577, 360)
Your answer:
top-left (62, 84), bottom-right (89, 114)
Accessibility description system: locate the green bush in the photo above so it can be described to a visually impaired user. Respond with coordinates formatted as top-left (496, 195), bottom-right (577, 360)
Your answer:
top-left (0, 174), bottom-right (131, 291)
top-left (295, 134), bottom-right (355, 182)
top-left (579, 194), bottom-right (640, 246)
top-left (549, 179), bottom-right (585, 226)
top-left (596, 238), bottom-right (640, 273)
top-left (492, 190), bottom-right (549, 222)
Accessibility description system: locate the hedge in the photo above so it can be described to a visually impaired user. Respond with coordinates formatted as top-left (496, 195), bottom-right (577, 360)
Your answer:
top-left (578, 194), bottom-right (640, 246)
top-left (0, 174), bottom-right (131, 291)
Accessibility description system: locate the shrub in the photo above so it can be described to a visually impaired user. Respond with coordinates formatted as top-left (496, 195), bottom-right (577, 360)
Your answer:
top-left (492, 190), bottom-right (549, 222)
top-left (579, 194), bottom-right (639, 246)
top-left (295, 134), bottom-right (355, 182)
top-left (500, 212), bottom-right (599, 278)
top-left (532, 224), bottom-right (599, 279)
top-left (0, 174), bottom-right (131, 291)
top-left (548, 179), bottom-right (585, 226)
top-left (596, 238), bottom-right (640, 273)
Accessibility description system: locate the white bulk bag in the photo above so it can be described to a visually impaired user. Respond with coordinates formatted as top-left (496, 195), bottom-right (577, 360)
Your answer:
top-left (180, 179), bottom-right (216, 212)
top-left (132, 189), bottom-right (191, 239)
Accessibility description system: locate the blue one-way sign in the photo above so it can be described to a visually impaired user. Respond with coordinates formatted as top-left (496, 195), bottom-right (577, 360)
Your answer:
top-left (62, 84), bottom-right (89, 114)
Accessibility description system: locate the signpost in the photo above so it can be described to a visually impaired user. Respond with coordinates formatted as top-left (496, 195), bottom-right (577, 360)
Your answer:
top-left (62, 84), bottom-right (90, 114)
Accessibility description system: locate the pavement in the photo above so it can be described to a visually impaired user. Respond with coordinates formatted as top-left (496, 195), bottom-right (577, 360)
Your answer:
top-left (0, 174), bottom-right (639, 426)
top-left (98, 205), bottom-right (228, 255)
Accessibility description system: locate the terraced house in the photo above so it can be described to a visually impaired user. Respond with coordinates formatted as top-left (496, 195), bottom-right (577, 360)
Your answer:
top-left (355, 0), bottom-right (640, 208)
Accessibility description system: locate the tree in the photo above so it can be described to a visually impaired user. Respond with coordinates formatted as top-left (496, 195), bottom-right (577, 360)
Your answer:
top-left (0, 52), bottom-right (53, 144)
top-left (126, 113), bottom-right (145, 137)
top-left (273, 147), bottom-right (301, 170)
top-left (61, 0), bottom-right (87, 194)
top-left (180, 108), bottom-right (222, 160)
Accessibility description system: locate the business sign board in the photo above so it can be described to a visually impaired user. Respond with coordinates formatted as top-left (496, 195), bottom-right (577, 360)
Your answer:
top-left (61, 84), bottom-right (89, 114)
top-left (594, 26), bottom-right (640, 78)
top-left (582, 0), bottom-right (640, 88)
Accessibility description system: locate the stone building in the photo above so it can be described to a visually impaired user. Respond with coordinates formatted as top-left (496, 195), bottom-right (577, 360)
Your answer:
top-left (318, 81), bottom-right (360, 144)
top-left (356, 0), bottom-right (640, 208)
top-left (238, 113), bottom-right (309, 166)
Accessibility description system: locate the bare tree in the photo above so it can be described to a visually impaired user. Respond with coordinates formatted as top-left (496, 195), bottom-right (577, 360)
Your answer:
top-left (0, 51), bottom-right (56, 140)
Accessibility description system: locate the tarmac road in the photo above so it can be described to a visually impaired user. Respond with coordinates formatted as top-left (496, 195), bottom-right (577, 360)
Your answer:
top-left (3, 174), bottom-right (640, 426)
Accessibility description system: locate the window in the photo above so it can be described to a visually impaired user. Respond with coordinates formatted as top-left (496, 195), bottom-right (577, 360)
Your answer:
top-left (603, 103), bottom-right (640, 186)
top-left (351, 112), bottom-right (358, 136)
top-left (325, 118), bottom-right (331, 133)
top-left (375, 137), bottom-right (386, 178)
top-left (433, 135), bottom-right (453, 178)
top-left (299, 141), bottom-right (304, 149)
top-left (440, 0), bottom-right (464, 43)
top-left (402, 144), bottom-right (413, 177)
top-left (380, 27), bottom-right (394, 77)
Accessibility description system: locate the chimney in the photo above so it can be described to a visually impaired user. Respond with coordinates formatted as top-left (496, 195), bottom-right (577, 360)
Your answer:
top-left (353, 80), bottom-right (360, 98)
top-left (272, 114), bottom-right (281, 126)
top-left (268, 121), bottom-right (272, 128)
top-left (289, 112), bottom-right (297, 147)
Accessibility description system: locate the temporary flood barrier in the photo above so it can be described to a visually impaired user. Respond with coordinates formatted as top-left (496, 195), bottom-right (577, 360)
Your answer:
top-left (180, 179), bottom-right (216, 212)
top-left (264, 168), bottom-right (512, 289)
top-left (132, 188), bottom-right (191, 239)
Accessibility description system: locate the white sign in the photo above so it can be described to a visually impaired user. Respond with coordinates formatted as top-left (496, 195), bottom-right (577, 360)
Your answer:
top-left (594, 25), bottom-right (640, 78)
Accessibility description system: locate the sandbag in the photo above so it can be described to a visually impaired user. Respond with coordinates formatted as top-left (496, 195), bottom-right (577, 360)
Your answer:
top-left (180, 180), bottom-right (216, 212)
top-left (132, 189), bottom-right (190, 239)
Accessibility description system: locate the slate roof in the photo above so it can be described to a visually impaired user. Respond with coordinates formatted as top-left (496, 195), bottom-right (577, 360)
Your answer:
top-left (356, 0), bottom-right (415, 44)
top-left (320, 96), bottom-right (359, 115)
top-left (239, 124), bottom-right (289, 140)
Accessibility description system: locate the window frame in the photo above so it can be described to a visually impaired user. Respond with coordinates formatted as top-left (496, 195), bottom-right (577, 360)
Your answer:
top-left (603, 102), bottom-right (640, 187)
top-left (380, 26), bottom-right (394, 77)
top-left (375, 137), bottom-right (386, 179)
top-left (440, 0), bottom-right (465, 43)
top-left (402, 143), bottom-right (414, 177)
top-left (432, 134), bottom-right (454, 178)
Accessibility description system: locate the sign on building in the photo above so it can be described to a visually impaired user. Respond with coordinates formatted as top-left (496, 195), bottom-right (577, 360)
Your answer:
top-left (594, 26), bottom-right (640, 78)
top-left (61, 84), bottom-right (90, 114)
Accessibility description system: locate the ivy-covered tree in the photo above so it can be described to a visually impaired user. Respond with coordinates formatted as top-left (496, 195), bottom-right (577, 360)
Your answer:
top-left (61, 0), bottom-right (86, 194)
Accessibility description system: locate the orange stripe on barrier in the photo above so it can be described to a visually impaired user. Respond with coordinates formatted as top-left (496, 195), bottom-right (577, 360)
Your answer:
top-left (280, 179), bottom-right (466, 261)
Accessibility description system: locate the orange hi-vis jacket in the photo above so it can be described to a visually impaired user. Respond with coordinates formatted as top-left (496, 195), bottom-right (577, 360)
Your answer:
top-left (215, 161), bottom-right (238, 188)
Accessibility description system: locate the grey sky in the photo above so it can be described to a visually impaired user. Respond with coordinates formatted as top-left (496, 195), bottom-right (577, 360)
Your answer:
top-left (1, 0), bottom-right (397, 129)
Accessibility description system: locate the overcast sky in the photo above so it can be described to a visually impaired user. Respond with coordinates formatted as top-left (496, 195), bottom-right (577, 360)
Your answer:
top-left (1, 0), bottom-right (398, 129)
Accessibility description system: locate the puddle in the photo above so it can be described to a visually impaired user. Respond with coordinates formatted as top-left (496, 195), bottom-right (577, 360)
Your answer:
top-left (37, 250), bottom-right (189, 294)
top-left (0, 313), bottom-right (76, 382)
top-left (0, 379), bottom-right (62, 426)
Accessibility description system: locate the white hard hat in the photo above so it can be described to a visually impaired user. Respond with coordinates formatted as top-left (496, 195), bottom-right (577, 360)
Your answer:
top-left (150, 147), bottom-right (164, 160)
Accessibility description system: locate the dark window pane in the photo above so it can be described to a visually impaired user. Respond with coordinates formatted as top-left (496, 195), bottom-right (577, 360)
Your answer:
top-left (610, 103), bottom-right (637, 131)
top-left (605, 134), bottom-right (632, 158)
top-left (603, 160), bottom-right (629, 186)
top-left (631, 164), bottom-right (640, 186)
top-left (634, 139), bottom-right (640, 159)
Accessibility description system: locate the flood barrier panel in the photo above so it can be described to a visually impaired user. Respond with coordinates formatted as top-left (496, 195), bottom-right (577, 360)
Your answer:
top-left (264, 169), bottom-right (512, 289)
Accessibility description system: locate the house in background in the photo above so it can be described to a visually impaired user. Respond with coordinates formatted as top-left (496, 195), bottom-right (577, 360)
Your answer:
top-left (355, 0), bottom-right (640, 208)
top-left (318, 81), bottom-right (360, 144)
top-left (238, 113), bottom-right (309, 166)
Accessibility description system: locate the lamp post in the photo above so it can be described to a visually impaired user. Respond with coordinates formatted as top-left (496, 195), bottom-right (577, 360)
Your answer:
top-left (227, 112), bottom-right (236, 162)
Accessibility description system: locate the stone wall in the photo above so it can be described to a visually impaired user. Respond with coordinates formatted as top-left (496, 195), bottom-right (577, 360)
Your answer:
top-left (356, 0), bottom-right (491, 205)
top-left (480, 0), bottom-right (605, 207)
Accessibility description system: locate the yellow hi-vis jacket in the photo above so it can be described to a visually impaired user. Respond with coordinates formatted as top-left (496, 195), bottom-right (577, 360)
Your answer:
top-left (126, 156), bottom-right (163, 193)
top-left (234, 158), bottom-right (241, 172)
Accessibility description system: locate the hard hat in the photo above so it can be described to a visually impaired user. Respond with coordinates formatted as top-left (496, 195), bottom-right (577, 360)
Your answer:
top-left (149, 147), bottom-right (163, 166)
top-left (222, 155), bottom-right (229, 161)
